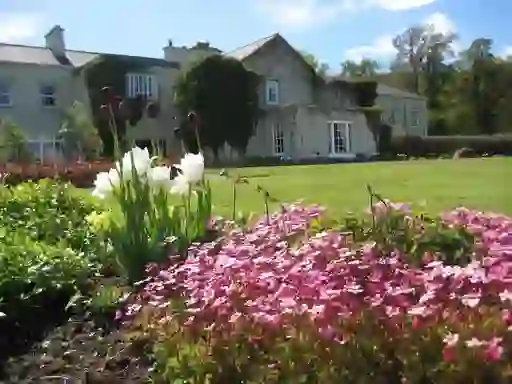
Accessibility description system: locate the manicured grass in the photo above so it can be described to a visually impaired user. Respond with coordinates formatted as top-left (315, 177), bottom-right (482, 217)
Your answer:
top-left (207, 157), bottom-right (511, 217)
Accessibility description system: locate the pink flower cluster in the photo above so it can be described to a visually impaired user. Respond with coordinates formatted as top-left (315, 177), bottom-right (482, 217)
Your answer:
top-left (123, 202), bottom-right (512, 367)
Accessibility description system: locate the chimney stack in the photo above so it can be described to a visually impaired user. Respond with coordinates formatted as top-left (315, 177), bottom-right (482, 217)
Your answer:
top-left (45, 25), bottom-right (66, 57)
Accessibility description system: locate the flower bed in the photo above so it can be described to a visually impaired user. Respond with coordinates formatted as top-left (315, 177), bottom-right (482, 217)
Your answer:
top-left (120, 203), bottom-right (512, 383)
top-left (1, 141), bottom-right (511, 382)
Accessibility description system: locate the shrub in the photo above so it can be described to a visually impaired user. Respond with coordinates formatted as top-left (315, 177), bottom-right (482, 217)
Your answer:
top-left (120, 201), bottom-right (512, 382)
top-left (0, 180), bottom-right (105, 358)
top-left (389, 135), bottom-right (512, 157)
top-left (0, 179), bottom-right (102, 252)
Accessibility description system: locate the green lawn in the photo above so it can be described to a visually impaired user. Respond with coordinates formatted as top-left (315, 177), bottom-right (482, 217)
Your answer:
top-left (206, 157), bottom-right (511, 218)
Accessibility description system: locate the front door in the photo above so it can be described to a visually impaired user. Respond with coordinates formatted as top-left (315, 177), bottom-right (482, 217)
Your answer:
top-left (329, 121), bottom-right (351, 155)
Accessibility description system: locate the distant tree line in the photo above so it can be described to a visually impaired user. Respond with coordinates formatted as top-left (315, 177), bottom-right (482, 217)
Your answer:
top-left (302, 23), bottom-right (512, 136)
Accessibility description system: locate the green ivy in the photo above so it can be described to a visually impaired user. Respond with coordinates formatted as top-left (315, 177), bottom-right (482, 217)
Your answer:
top-left (83, 56), bottom-right (148, 156)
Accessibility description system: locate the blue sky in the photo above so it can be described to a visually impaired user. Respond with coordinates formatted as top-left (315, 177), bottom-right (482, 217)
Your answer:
top-left (1, 0), bottom-right (511, 72)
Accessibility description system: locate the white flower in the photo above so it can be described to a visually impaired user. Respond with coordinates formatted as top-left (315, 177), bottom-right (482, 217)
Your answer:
top-left (175, 152), bottom-right (204, 183)
top-left (117, 147), bottom-right (152, 179)
top-left (92, 168), bottom-right (120, 199)
top-left (170, 174), bottom-right (190, 195)
top-left (148, 166), bottom-right (172, 189)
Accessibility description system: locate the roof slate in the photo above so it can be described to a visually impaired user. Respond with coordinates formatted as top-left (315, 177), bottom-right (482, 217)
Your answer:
top-left (224, 34), bottom-right (277, 61)
top-left (0, 43), bottom-right (179, 69)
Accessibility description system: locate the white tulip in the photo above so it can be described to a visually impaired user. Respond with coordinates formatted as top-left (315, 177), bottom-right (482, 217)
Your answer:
top-left (116, 147), bottom-right (152, 179)
top-left (170, 173), bottom-right (190, 195)
top-left (92, 168), bottom-right (120, 199)
top-left (175, 152), bottom-right (204, 183)
top-left (148, 166), bottom-right (172, 189)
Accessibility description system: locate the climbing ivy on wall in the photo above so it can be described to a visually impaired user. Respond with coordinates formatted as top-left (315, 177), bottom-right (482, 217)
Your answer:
top-left (83, 55), bottom-right (160, 156)
top-left (348, 79), bottom-right (384, 146)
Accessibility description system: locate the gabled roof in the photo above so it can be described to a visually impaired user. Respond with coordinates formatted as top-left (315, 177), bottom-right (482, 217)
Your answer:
top-left (0, 42), bottom-right (179, 70)
top-left (224, 33), bottom-right (323, 83)
top-left (224, 34), bottom-right (278, 61)
top-left (326, 75), bottom-right (425, 100)
top-left (376, 83), bottom-right (425, 100)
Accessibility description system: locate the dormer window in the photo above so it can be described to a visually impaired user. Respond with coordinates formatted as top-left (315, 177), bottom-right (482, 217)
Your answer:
top-left (126, 73), bottom-right (158, 100)
top-left (265, 79), bottom-right (279, 105)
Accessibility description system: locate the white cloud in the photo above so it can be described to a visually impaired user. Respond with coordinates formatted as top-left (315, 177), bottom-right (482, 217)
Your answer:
top-left (0, 12), bottom-right (42, 43)
top-left (344, 12), bottom-right (458, 63)
top-left (255, 0), bottom-right (351, 30)
top-left (423, 12), bottom-right (456, 35)
top-left (370, 0), bottom-right (437, 11)
top-left (254, 0), bottom-right (438, 30)
top-left (499, 46), bottom-right (512, 58)
top-left (344, 34), bottom-right (395, 62)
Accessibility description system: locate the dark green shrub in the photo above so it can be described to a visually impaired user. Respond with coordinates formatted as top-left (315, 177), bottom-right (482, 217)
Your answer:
top-left (389, 135), bottom-right (512, 157)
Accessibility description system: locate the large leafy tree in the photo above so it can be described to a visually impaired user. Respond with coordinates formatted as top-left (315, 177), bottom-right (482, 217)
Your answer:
top-left (391, 24), bottom-right (457, 94)
top-left (174, 55), bottom-right (260, 156)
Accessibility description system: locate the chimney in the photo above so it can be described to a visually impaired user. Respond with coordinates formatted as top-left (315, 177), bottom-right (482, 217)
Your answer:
top-left (45, 25), bottom-right (66, 57)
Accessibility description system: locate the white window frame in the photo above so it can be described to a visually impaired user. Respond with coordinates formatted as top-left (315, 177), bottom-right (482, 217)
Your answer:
top-left (126, 73), bottom-right (158, 100)
top-left (272, 122), bottom-right (284, 155)
top-left (0, 82), bottom-right (12, 107)
top-left (40, 84), bottom-right (57, 107)
top-left (26, 137), bottom-right (63, 164)
top-left (410, 109), bottom-right (420, 127)
top-left (265, 79), bottom-right (279, 105)
top-left (328, 120), bottom-right (351, 155)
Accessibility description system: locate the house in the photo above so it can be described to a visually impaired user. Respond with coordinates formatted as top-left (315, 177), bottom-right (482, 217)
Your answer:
top-left (376, 84), bottom-right (427, 137)
top-left (0, 25), bottom-right (428, 162)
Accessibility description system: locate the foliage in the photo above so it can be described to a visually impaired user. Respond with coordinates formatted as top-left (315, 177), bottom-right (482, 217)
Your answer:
top-left (389, 134), bottom-right (512, 157)
top-left (83, 57), bottom-right (161, 156)
top-left (300, 50), bottom-right (330, 76)
top-left (173, 54), bottom-right (261, 156)
top-left (341, 59), bottom-right (379, 77)
top-left (0, 180), bottom-right (104, 334)
top-left (59, 101), bottom-right (103, 160)
top-left (120, 200), bottom-right (512, 383)
top-left (90, 147), bottom-right (212, 284)
top-left (0, 119), bottom-right (28, 162)
top-left (0, 180), bottom-right (102, 254)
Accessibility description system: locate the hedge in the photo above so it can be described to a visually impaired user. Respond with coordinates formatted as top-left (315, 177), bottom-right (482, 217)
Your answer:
top-left (388, 135), bottom-right (512, 157)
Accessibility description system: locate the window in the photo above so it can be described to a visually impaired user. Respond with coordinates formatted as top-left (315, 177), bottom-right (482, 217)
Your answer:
top-left (272, 123), bottom-right (284, 155)
top-left (266, 79), bottom-right (279, 105)
top-left (126, 73), bottom-right (158, 99)
top-left (410, 109), bottom-right (420, 127)
top-left (0, 82), bottom-right (12, 106)
top-left (328, 121), bottom-right (351, 154)
top-left (40, 85), bottom-right (56, 107)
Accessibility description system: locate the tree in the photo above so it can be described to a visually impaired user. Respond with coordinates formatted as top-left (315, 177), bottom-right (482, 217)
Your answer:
top-left (341, 59), bottom-right (379, 77)
top-left (391, 24), bottom-right (457, 94)
top-left (456, 38), bottom-right (493, 69)
top-left (59, 101), bottom-right (103, 160)
top-left (300, 51), bottom-right (329, 76)
top-left (174, 55), bottom-right (260, 157)
top-left (0, 118), bottom-right (28, 161)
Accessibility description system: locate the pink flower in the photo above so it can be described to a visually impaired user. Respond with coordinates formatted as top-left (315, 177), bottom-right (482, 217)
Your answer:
top-left (443, 332), bottom-right (460, 347)
top-left (484, 338), bottom-right (504, 361)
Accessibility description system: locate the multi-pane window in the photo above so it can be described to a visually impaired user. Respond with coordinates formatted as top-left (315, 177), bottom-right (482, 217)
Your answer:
top-left (266, 79), bottom-right (279, 105)
top-left (126, 73), bottom-right (158, 99)
top-left (40, 85), bottom-right (56, 107)
top-left (272, 123), bottom-right (284, 155)
top-left (0, 82), bottom-right (12, 106)
top-left (410, 109), bottom-right (420, 127)
top-left (329, 121), bottom-right (351, 154)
